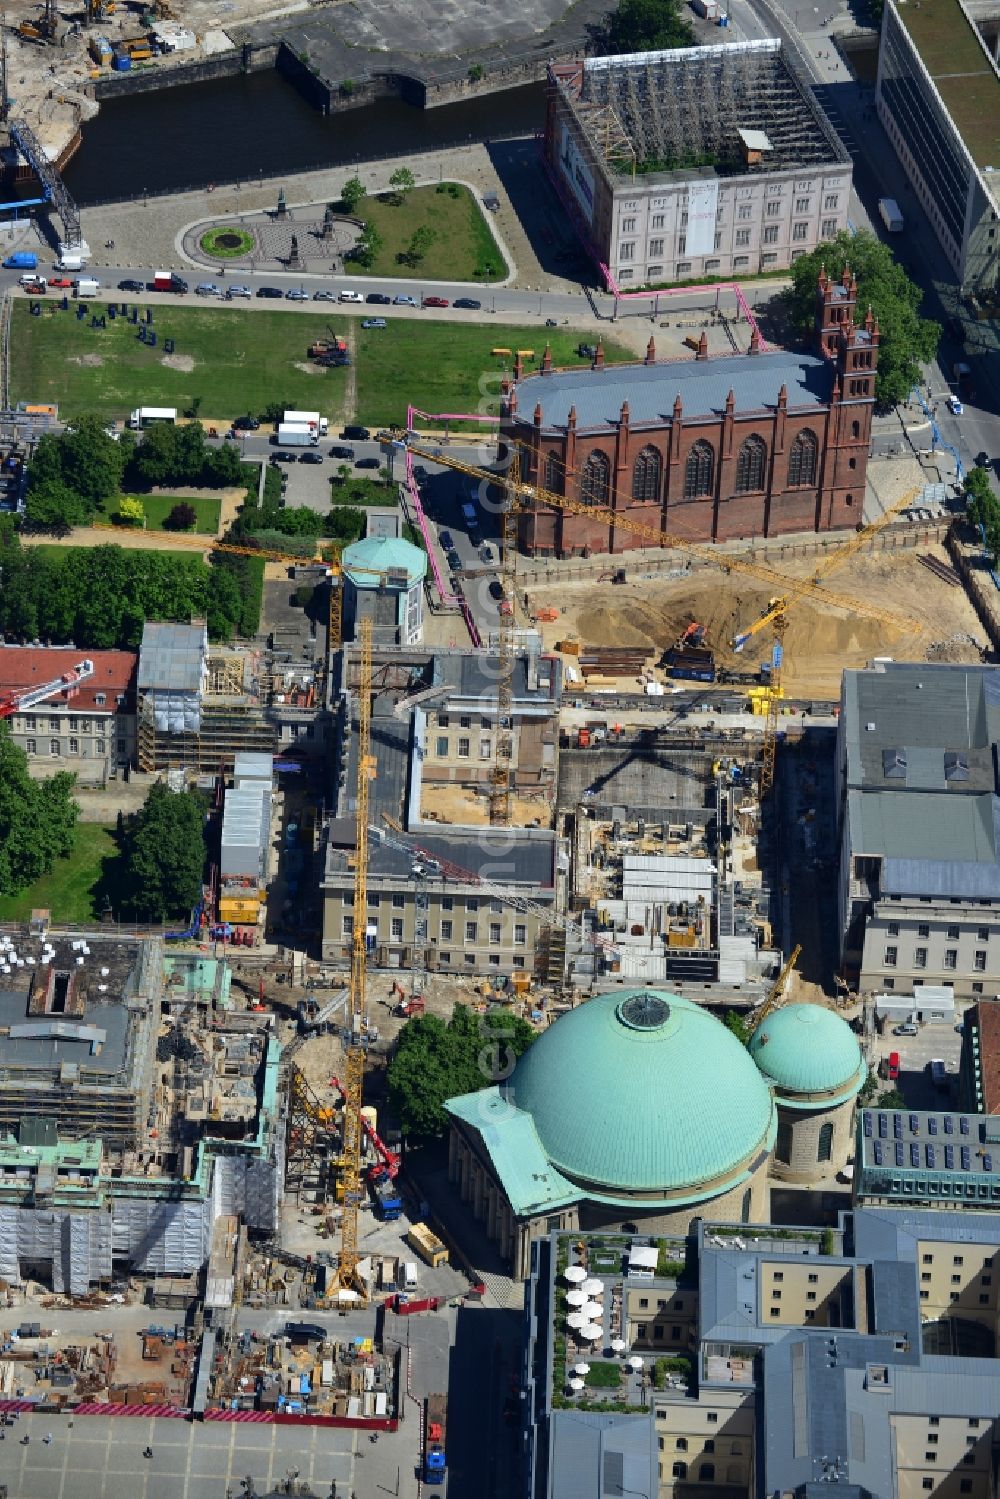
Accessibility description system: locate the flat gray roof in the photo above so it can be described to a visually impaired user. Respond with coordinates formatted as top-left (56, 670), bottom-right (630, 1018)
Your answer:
top-left (511, 351), bottom-right (836, 433)
top-left (137, 621), bottom-right (207, 694)
top-left (0, 987), bottom-right (128, 1074)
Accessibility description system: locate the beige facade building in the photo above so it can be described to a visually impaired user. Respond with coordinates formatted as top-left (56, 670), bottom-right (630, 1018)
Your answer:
top-left (524, 1208), bottom-right (1000, 1499)
top-left (0, 645), bottom-right (137, 777)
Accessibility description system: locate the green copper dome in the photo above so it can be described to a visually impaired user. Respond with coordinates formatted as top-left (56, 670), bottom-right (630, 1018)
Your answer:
top-left (749, 1003), bottom-right (867, 1103)
top-left (501, 988), bottom-right (775, 1195)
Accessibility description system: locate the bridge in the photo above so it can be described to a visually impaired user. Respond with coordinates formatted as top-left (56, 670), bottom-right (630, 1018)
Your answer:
top-left (7, 118), bottom-right (82, 248)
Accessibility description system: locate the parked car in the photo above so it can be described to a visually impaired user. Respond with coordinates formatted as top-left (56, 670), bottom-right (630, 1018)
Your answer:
top-left (975, 450), bottom-right (991, 469)
top-left (480, 543), bottom-right (497, 564)
top-left (393, 294), bottom-right (418, 306)
top-left (892, 1022), bottom-right (918, 1036)
top-left (356, 456), bottom-right (380, 469)
top-left (342, 425), bottom-right (371, 440)
top-left (947, 395), bottom-right (963, 415)
top-left (329, 445), bottom-right (355, 460)
top-left (886, 1051), bottom-right (900, 1082)
top-left (272, 451), bottom-right (298, 464)
top-left (256, 286), bottom-right (283, 298)
top-left (453, 297), bottom-right (482, 310)
top-left (233, 416), bottom-right (260, 431)
top-left (366, 292), bottom-right (391, 304)
top-left (195, 282), bottom-right (222, 297)
top-left (226, 284), bottom-right (252, 299)
top-left (24, 281), bottom-right (45, 294)
top-left (422, 295), bottom-right (449, 308)
top-left (286, 287), bottom-right (309, 301)
top-left (362, 317), bottom-right (387, 329)
top-left (117, 277), bottom-right (144, 292)
top-left (300, 450), bottom-right (324, 464)
top-left (439, 529), bottom-right (454, 550)
top-left (313, 289), bottom-right (337, 302)
top-left (447, 549), bottom-right (463, 571)
top-left (339, 290), bottom-right (365, 303)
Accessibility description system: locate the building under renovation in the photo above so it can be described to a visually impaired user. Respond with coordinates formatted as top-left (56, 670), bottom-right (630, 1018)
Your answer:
top-left (545, 40), bottom-right (852, 286)
top-left (136, 621), bottom-right (278, 772)
top-left (0, 923), bottom-right (283, 1296)
top-left (0, 927), bottom-right (160, 1150)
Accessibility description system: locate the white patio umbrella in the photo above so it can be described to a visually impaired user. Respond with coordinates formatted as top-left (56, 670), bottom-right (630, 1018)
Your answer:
top-left (566, 1289), bottom-right (588, 1306)
top-left (573, 1362), bottom-right (591, 1376)
top-left (566, 1312), bottom-right (587, 1329)
top-left (610, 1338), bottom-right (627, 1353)
top-left (583, 1323), bottom-right (604, 1342)
top-left (568, 1378), bottom-right (585, 1391)
top-left (628, 1356), bottom-right (644, 1371)
top-left (582, 1278), bottom-right (603, 1296)
top-left (564, 1265), bottom-right (587, 1284)
top-left (581, 1301), bottom-right (604, 1320)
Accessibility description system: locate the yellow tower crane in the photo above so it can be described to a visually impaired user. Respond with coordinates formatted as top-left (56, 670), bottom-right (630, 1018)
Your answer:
top-left (392, 436), bottom-right (919, 807)
top-left (747, 944), bottom-right (802, 1035)
top-left (337, 615), bottom-right (375, 1300)
top-left (730, 484), bottom-right (928, 794)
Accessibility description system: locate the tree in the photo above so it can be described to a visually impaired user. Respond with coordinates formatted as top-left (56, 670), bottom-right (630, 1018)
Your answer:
top-left (351, 223), bottom-right (383, 269)
top-left (164, 501), bottom-right (198, 532)
top-left (401, 224), bottom-right (435, 267)
top-left (25, 417), bottom-right (130, 529)
top-left (387, 1004), bottom-right (536, 1139)
top-left (0, 726), bottom-right (78, 898)
top-left (602, 0), bottom-right (693, 54)
top-left (388, 167), bottom-right (416, 205)
top-left (788, 230), bottom-right (941, 408)
top-left (723, 1009), bottom-right (750, 1045)
top-left (341, 177), bottom-right (366, 214)
top-left (335, 463), bottom-right (352, 486)
top-left (121, 782), bottom-right (206, 921)
top-left (322, 505), bottom-right (365, 543)
top-left (118, 497), bottom-right (145, 526)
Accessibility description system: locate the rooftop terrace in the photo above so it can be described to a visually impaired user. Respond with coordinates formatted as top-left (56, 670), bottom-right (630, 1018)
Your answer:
top-left (894, 0), bottom-right (1000, 172)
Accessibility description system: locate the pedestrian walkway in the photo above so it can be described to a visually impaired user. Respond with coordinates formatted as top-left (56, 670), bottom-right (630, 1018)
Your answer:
top-left (80, 140), bottom-right (568, 293)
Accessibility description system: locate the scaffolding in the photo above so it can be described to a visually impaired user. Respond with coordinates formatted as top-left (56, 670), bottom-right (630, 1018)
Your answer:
top-left (572, 41), bottom-right (844, 179)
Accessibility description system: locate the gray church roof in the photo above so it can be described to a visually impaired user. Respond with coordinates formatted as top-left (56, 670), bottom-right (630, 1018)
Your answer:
top-left (511, 351), bottom-right (840, 433)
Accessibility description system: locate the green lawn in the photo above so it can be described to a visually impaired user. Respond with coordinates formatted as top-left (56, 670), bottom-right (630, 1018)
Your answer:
top-left (0, 823), bottom-right (118, 925)
top-left (10, 304), bottom-right (350, 425)
top-left (344, 184), bottom-right (502, 282)
top-left (12, 304), bottom-right (633, 435)
top-left (105, 493), bottom-right (222, 534)
top-left (354, 323), bottom-right (633, 430)
top-left (329, 474), bottom-right (395, 506)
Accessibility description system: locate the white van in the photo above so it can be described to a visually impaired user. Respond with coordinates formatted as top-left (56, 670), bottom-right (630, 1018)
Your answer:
top-left (402, 1261), bottom-right (418, 1291)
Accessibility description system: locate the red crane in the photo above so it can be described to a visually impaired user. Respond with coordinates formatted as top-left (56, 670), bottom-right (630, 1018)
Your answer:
top-left (329, 1074), bottom-right (400, 1181)
top-left (0, 658), bottom-right (95, 719)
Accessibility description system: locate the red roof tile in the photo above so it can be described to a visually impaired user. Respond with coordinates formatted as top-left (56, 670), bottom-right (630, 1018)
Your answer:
top-left (0, 646), bottom-right (137, 713)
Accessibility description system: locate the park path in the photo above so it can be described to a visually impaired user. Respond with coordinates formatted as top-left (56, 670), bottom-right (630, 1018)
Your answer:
top-left (22, 525), bottom-right (206, 553)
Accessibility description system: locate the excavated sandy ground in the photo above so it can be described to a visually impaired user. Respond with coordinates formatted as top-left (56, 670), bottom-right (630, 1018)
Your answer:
top-left (421, 781), bottom-right (553, 828)
top-left (531, 543), bottom-right (987, 700)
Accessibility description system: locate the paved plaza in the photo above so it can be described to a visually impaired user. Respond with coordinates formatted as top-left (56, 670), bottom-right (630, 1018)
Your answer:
top-left (0, 1412), bottom-right (358, 1499)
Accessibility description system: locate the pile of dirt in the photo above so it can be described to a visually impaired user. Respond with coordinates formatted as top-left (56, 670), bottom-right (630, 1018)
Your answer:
top-left (534, 544), bottom-right (985, 700)
top-left (68, 353), bottom-right (103, 367)
top-left (160, 353), bottom-right (195, 372)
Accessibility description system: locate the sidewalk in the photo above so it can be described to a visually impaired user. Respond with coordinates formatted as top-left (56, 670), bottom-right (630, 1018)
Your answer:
top-left (81, 141), bottom-right (565, 293)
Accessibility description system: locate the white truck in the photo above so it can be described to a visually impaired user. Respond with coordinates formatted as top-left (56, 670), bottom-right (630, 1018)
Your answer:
top-left (129, 406), bottom-right (178, 430)
top-left (878, 197), bottom-right (904, 233)
top-left (276, 422), bottom-right (319, 447)
top-left (56, 239), bottom-right (91, 272)
top-left (284, 409), bottom-right (329, 437)
top-left (74, 277), bottom-right (101, 298)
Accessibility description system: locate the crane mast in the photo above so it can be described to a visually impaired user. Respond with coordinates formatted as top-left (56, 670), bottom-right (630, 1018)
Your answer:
top-left (338, 616), bottom-right (374, 1299)
top-left (490, 449), bottom-right (519, 826)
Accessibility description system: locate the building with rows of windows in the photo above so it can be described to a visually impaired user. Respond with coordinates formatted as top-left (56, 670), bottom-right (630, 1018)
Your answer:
top-left (837, 661), bottom-right (1000, 999)
top-left (543, 41), bottom-right (852, 289)
top-left (505, 264), bottom-right (876, 554)
top-left (877, 0), bottom-right (999, 299)
top-left (0, 645), bottom-right (137, 778)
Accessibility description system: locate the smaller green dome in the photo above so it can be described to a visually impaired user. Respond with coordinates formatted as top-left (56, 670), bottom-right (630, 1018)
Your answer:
top-left (750, 1003), bottom-right (866, 1102)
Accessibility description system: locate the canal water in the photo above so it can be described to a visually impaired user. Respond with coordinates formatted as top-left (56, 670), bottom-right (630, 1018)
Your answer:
top-left (63, 70), bottom-right (545, 205)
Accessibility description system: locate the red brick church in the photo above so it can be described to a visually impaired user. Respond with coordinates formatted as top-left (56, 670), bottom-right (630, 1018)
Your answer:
top-left (502, 265), bottom-right (877, 555)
